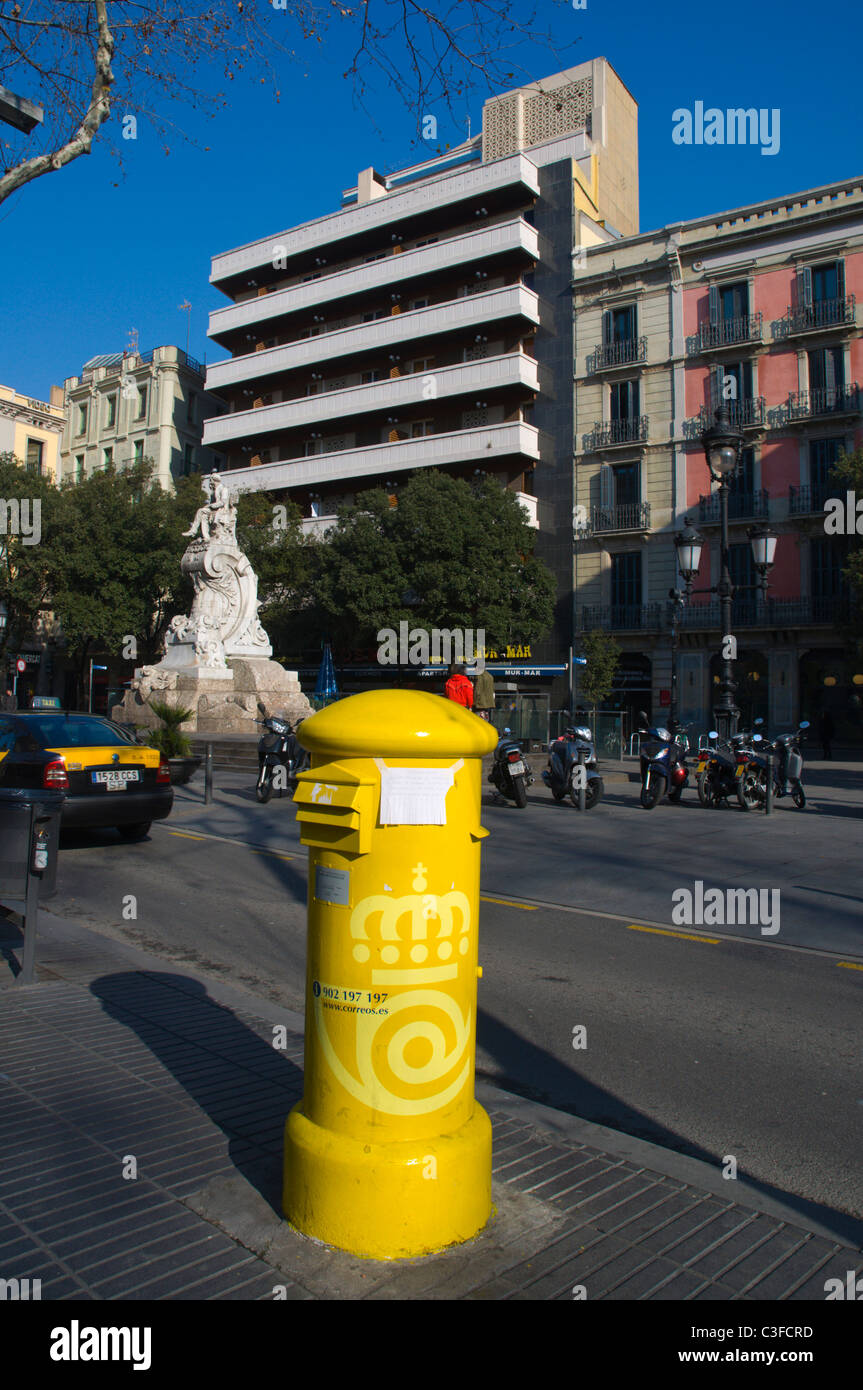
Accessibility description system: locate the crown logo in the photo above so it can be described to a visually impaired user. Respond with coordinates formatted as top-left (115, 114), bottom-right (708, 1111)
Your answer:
top-left (349, 862), bottom-right (471, 986)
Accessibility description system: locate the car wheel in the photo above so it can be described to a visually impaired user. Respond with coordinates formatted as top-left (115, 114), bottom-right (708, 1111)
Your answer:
top-left (118, 821), bottom-right (152, 841)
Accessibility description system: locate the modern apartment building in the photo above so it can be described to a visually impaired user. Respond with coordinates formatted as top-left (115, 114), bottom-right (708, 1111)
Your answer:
top-left (573, 177), bottom-right (863, 738)
top-left (59, 345), bottom-right (226, 490)
top-left (204, 60), bottom-right (638, 673)
top-left (0, 383), bottom-right (66, 478)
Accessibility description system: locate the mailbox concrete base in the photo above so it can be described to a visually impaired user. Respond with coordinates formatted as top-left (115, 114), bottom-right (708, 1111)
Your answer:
top-left (283, 1100), bottom-right (492, 1260)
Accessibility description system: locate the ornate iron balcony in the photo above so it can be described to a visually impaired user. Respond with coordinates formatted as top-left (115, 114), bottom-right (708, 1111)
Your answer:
top-left (679, 597), bottom-right (850, 628)
top-left (588, 501), bottom-right (651, 533)
top-left (780, 296), bottom-right (856, 336)
top-left (686, 314), bottom-right (763, 355)
top-left (697, 489), bottom-right (769, 524)
top-left (589, 416), bottom-right (649, 449)
top-left (587, 337), bottom-right (647, 372)
top-left (578, 603), bottom-right (663, 632)
top-left (788, 482), bottom-right (836, 514)
top-left (785, 384), bottom-right (861, 421)
top-left (683, 398), bottom-right (766, 439)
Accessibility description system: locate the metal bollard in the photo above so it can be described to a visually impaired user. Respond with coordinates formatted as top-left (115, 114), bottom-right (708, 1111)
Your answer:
top-left (765, 749), bottom-right (773, 816)
top-left (577, 746), bottom-right (586, 812)
top-left (204, 742), bottom-right (213, 804)
top-left (284, 689), bottom-right (498, 1258)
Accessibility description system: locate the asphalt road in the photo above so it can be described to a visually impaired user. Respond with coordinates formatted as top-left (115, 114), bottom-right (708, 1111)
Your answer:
top-left (44, 766), bottom-right (863, 1229)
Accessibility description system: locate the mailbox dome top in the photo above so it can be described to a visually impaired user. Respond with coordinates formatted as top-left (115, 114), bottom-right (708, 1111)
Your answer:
top-left (298, 689), bottom-right (499, 759)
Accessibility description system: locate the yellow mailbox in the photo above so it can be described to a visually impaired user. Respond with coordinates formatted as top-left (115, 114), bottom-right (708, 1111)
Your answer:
top-left (283, 688), bottom-right (498, 1259)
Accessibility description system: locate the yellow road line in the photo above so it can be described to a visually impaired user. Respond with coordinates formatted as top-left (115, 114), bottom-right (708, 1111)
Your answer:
top-left (169, 831), bottom-right (206, 841)
top-left (837, 961), bottom-right (863, 972)
top-left (628, 924), bottom-right (720, 945)
top-left (250, 849), bottom-right (295, 862)
top-left (481, 895), bottom-right (538, 911)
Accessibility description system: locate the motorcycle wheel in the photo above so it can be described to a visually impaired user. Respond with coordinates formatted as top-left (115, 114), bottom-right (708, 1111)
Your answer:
top-left (256, 766), bottom-right (274, 804)
top-left (551, 787), bottom-right (566, 801)
top-left (584, 777), bottom-right (603, 810)
top-left (640, 784), bottom-right (660, 810)
top-left (512, 775), bottom-right (527, 808)
top-left (696, 768), bottom-right (714, 807)
top-left (668, 786), bottom-right (683, 804)
top-left (792, 785), bottom-right (806, 809)
top-left (736, 768), bottom-right (764, 812)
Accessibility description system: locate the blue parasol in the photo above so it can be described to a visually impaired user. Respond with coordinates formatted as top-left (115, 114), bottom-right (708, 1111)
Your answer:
top-left (314, 642), bottom-right (339, 705)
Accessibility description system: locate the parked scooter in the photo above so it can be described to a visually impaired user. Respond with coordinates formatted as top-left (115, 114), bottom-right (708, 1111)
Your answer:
top-left (736, 722), bottom-right (809, 811)
top-left (488, 728), bottom-right (533, 807)
top-left (695, 721), bottom-right (763, 808)
top-left (542, 725), bottom-right (604, 809)
top-left (256, 712), bottom-right (309, 803)
top-left (638, 723), bottom-right (691, 809)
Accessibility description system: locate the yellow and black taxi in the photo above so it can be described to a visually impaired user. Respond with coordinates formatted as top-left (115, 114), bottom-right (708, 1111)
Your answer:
top-left (0, 711), bottom-right (173, 840)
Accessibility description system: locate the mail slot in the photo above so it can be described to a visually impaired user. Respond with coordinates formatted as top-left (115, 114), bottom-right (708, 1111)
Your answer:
top-left (283, 688), bottom-right (498, 1259)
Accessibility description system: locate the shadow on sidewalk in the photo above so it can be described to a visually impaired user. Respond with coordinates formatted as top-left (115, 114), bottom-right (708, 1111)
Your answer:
top-left (477, 1007), bottom-right (863, 1250)
top-left (92, 971), bottom-right (302, 1216)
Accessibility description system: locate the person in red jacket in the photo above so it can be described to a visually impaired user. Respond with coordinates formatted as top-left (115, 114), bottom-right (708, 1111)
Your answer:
top-left (444, 663), bottom-right (474, 708)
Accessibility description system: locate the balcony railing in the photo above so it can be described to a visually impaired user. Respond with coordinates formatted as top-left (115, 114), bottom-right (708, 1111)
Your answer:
top-left (780, 296), bottom-right (856, 337)
top-left (788, 483), bottom-right (835, 514)
top-left (587, 337), bottom-right (647, 373)
top-left (588, 501), bottom-right (651, 533)
top-left (686, 314), bottom-right (763, 355)
top-left (579, 603), bottom-right (663, 632)
top-left (697, 489), bottom-right (769, 524)
top-left (588, 416), bottom-right (648, 449)
top-left (785, 384), bottom-right (861, 421)
top-left (578, 596), bottom-right (851, 633)
top-left (683, 397), bottom-right (766, 439)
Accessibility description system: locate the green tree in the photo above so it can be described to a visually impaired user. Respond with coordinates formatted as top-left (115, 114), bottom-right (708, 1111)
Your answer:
top-left (306, 471), bottom-right (556, 657)
top-left (578, 629), bottom-right (621, 718)
top-left (0, 451), bottom-right (59, 666)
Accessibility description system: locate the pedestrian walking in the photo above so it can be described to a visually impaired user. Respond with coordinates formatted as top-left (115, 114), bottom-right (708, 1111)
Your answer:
top-left (1, 685), bottom-right (17, 712)
top-left (473, 666), bottom-right (495, 721)
top-left (819, 709), bottom-right (835, 760)
top-left (444, 663), bottom-right (474, 709)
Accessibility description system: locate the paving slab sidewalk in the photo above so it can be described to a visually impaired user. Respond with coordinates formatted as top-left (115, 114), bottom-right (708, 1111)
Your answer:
top-left (0, 908), bottom-right (860, 1302)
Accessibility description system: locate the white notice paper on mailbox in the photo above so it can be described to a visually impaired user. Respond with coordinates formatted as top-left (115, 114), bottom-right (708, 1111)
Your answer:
top-left (376, 759), bottom-right (463, 825)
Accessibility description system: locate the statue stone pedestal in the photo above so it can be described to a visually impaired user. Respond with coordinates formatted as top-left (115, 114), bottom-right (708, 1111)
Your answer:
top-left (110, 471), bottom-right (313, 733)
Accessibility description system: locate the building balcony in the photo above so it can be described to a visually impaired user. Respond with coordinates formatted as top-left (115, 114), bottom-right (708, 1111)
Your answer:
top-left (685, 314), bottom-right (763, 355)
top-left (210, 152), bottom-right (542, 286)
top-left (586, 501), bottom-right (651, 534)
top-left (777, 296), bottom-right (856, 338)
top-left (679, 597), bottom-right (851, 629)
top-left (515, 491), bottom-right (538, 528)
top-left (204, 285), bottom-right (542, 393)
top-left (300, 514), bottom-right (339, 537)
top-left (578, 603), bottom-right (663, 632)
top-left (586, 337), bottom-right (647, 373)
top-left (697, 489), bottom-right (769, 524)
top-left (683, 397), bottom-right (766, 439)
top-left (586, 416), bottom-right (649, 450)
top-left (220, 420), bottom-right (541, 494)
top-left (203, 352), bottom-right (539, 447)
top-left (209, 220), bottom-right (540, 341)
top-left (784, 383), bottom-right (861, 422)
top-left (788, 482), bottom-right (834, 515)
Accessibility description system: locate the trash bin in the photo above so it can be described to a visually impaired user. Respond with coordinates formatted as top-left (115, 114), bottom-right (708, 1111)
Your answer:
top-left (0, 788), bottom-right (65, 905)
top-left (283, 688), bottom-right (498, 1259)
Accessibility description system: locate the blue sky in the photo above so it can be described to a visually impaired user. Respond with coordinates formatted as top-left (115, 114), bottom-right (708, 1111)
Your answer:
top-left (1, 0), bottom-right (860, 398)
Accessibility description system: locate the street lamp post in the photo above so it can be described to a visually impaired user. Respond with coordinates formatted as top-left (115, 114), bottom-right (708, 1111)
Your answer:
top-left (670, 517), bottom-right (705, 732)
top-left (700, 405), bottom-right (745, 740)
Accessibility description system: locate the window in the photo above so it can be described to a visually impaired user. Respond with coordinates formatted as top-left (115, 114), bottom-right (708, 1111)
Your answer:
top-left (810, 538), bottom-right (851, 599)
top-left (810, 439), bottom-right (843, 507)
top-left (603, 304), bottom-right (637, 344)
top-left (75, 454), bottom-right (84, 482)
top-left (188, 391), bottom-right (197, 424)
top-left (363, 251), bottom-right (387, 264)
top-left (710, 281), bottom-right (749, 324)
top-left (410, 420), bottom-right (434, 438)
top-left (611, 552), bottom-right (642, 612)
top-left (105, 394), bottom-right (117, 428)
top-left (362, 308), bottom-right (387, 322)
top-left (361, 369), bottom-right (383, 384)
top-left (414, 236), bottom-right (438, 248)
top-left (133, 439), bottom-right (144, 464)
top-left (808, 346), bottom-right (845, 402)
top-left (25, 438), bottom-right (44, 475)
top-left (795, 261), bottom-right (847, 327)
top-left (136, 386), bottom-right (147, 420)
top-left (710, 361), bottom-right (754, 409)
top-left (728, 446), bottom-right (755, 496)
top-left (77, 402), bottom-right (88, 435)
top-left (184, 444), bottom-right (195, 474)
top-left (409, 297), bottom-right (429, 310)
top-left (408, 357), bottom-right (435, 373)
top-left (610, 380), bottom-right (639, 421)
top-left (103, 447), bottom-right (113, 468)
top-left (611, 463), bottom-right (639, 506)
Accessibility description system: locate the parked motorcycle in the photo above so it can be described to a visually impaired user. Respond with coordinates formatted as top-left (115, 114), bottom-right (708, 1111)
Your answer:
top-left (695, 721), bottom-right (763, 808)
top-left (736, 722), bottom-right (809, 811)
top-left (638, 724), bottom-right (690, 810)
top-left (256, 713), bottom-right (309, 803)
top-left (542, 725), bottom-right (604, 809)
top-left (488, 728), bottom-right (533, 807)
